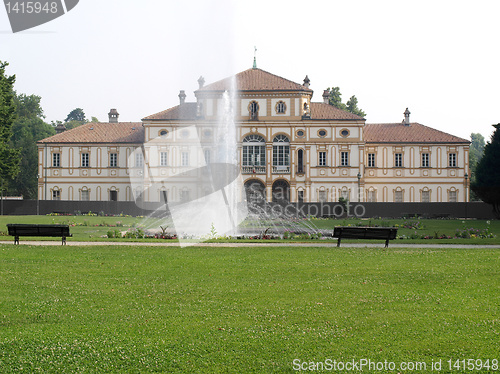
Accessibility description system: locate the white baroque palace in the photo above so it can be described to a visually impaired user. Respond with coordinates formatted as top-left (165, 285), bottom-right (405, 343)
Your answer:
top-left (38, 68), bottom-right (470, 203)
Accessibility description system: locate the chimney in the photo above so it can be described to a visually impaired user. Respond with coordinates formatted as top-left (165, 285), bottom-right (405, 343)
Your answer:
top-left (323, 89), bottom-right (330, 104)
top-left (303, 75), bottom-right (310, 88)
top-left (403, 108), bottom-right (410, 126)
top-left (108, 108), bottom-right (119, 123)
top-left (198, 76), bottom-right (205, 89)
top-left (55, 122), bottom-right (67, 134)
top-left (179, 90), bottom-right (186, 105)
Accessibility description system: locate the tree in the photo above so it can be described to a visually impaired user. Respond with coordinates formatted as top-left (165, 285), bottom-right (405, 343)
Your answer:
top-left (327, 87), bottom-right (347, 111)
top-left (326, 86), bottom-right (366, 118)
top-left (0, 61), bottom-right (21, 190)
top-left (470, 133), bottom-right (485, 169)
top-left (8, 93), bottom-right (55, 198)
top-left (469, 133), bottom-right (486, 201)
top-left (64, 107), bottom-right (87, 129)
top-left (65, 107), bottom-right (86, 123)
top-left (346, 95), bottom-right (366, 118)
top-left (471, 124), bottom-right (500, 218)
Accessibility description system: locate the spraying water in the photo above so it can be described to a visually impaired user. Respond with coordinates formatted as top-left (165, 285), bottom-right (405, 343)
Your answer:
top-left (134, 76), bottom-right (248, 245)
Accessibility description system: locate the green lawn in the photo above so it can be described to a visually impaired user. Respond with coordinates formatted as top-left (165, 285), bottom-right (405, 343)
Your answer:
top-left (0, 244), bottom-right (499, 373)
top-left (0, 215), bottom-right (151, 242)
top-left (0, 215), bottom-right (499, 244)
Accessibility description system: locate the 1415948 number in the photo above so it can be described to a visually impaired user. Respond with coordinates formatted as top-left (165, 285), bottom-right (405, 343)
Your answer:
top-left (5, 2), bottom-right (58, 14)
top-left (448, 359), bottom-right (499, 371)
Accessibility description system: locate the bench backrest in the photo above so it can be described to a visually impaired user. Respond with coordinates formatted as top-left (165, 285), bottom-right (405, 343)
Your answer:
top-left (333, 227), bottom-right (398, 240)
top-left (7, 224), bottom-right (71, 237)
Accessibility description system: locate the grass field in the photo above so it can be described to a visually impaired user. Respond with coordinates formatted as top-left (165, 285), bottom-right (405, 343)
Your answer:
top-left (0, 215), bottom-right (499, 245)
top-left (0, 244), bottom-right (499, 373)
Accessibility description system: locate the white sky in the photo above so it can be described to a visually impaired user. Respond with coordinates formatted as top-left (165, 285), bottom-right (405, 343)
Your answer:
top-left (1, 0), bottom-right (499, 140)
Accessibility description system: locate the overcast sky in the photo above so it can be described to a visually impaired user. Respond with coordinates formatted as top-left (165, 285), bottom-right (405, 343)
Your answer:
top-left (1, 0), bottom-right (499, 140)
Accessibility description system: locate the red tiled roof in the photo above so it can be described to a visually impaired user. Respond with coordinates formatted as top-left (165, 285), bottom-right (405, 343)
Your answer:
top-left (364, 123), bottom-right (469, 143)
top-left (142, 103), bottom-right (197, 121)
top-left (38, 122), bottom-right (144, 144)
top-left (143, 102), bottom-right (364, 121)
top-left (196, 68), bottom-right (313, 93)
top-left (310, 102), bottom-right (364, 120)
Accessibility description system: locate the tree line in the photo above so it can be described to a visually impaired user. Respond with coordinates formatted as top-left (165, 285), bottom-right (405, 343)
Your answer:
top-left (0, 61), bottom-right (94, 199)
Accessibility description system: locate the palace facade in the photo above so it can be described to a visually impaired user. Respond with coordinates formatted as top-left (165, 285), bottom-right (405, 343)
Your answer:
top-left (38, 68), bottom-right (470, 204)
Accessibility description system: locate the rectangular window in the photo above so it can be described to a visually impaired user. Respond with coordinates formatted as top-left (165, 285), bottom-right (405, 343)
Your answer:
top-left (449, 190), bottom-right (457, 202)
top-left (181, 152), bottom-right (189, 167)
top-left (422, 190), bottom-right (430, 202)
top-left (135, 153), bottom-right (144, 168)
top-left (160, 152), bottom-right (168, 167)
top-left (243, 145), bottom-right (266, 166)
top-left (81, 153), bottom-right (89, 167)
top-left (367, 153), bottom-right (375, 167)
top-left (449, 153), bottom-right (457, 167)
top-left (273, 145), bottom-right (290, 167)
top-left (421, 153), bottom-right (429, 168)
top-left (367, 190), bottom-right (377, 202)
top-left (395, 190), bottom-right (403, 202)
top-left (110, 190), bottom-right (118, 201)
top-left (52, 153), bottom-right (60, 167)
top-left (319, 151), bottom-right (326, 166)
top-left (110, 153), bottom-right (117, 168)
top-left (81, 190), bottom-right (89, 201)
top-left (318, 190), bottom-right (327, 202)
top-left (52, 190), bottom-right (60, 200)
top-left (395, 153), bottom-right (403, 167)
top-left (341, 152), bottom-right (349, 167)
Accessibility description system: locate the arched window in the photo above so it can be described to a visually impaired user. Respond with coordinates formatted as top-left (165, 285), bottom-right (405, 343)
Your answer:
top-left (249, 101), bottom-right (259, 120)
top-left (367, 187), bottom-right (377, 202)
top-left (110, 187), bottom-right (118, 202)
top-left (272, 179), bottom-right (290, 204)
top-left (242, 135), bottom-right (266, 173)
top-left (340, 187), bottom-right (350, 200)
top-left (297, 149), bottom-right (305, 174)
top-left (421, 187), bottom-right (430, 202)
top-left (448, 187), bottom-right (457, 202)
top-left (81, 186), bottom-right (90, 201)
top-left (394, 187), bottom-right (403, 202)
top-left (273, 135), bottom-right (290, 173)
top-left (160, 188), bottom-right (167, 204)
top-left (135, 188), bottom-right (143, 202)
top-left (52, 187), bottom-right (61, 201)
top-left (244, 179), bottom-right (266, 206)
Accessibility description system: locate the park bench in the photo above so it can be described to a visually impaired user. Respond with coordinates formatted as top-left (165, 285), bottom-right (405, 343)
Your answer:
top-left (333, 227), bottom-right (398, 248)
top-left (7, 224), bottom-right (72, 245)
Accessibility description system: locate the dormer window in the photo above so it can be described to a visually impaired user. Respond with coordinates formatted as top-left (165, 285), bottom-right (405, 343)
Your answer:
top-left (275, 101), bottom-right (286, 114)
top-left (249, 101), bottom-right (259, 120)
